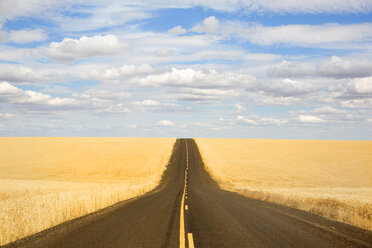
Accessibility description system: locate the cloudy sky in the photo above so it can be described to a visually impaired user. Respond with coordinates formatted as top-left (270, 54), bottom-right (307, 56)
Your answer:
top-left (0, 0), bottom-right (371, 139)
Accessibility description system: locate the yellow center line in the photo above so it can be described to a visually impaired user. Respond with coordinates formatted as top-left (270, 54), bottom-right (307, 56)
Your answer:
top-left (188, 233), bottom-right (195, 248)
top-left (179, 140), bottom-right (188, 248)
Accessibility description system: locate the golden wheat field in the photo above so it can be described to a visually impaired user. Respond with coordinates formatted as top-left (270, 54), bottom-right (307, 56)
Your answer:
top-left (0, 137), bottom-right (175, 245)
top-left (195, 138), bottom-right (372, 230)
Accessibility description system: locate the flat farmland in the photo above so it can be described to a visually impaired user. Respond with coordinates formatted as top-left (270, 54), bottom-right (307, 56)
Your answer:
top-left (195, 138), bottom-right (372, 230)
top-left (0, 137), bottom-right (175, 245)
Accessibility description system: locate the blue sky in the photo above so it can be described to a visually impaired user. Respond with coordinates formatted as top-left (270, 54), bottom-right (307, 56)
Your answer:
top-left (0, 0), bottom-right (371, 139)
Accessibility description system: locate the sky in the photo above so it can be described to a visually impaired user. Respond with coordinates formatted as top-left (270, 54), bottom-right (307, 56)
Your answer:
top-left (0, 0), bottom-right (371, 139)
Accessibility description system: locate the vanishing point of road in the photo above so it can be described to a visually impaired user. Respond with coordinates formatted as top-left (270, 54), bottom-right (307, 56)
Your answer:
top-left (5, 139), bottom-right (372, 248)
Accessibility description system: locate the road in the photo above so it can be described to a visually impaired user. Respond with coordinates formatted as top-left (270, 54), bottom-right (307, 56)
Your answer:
top-left (5, 139), bottom-right (372, 248)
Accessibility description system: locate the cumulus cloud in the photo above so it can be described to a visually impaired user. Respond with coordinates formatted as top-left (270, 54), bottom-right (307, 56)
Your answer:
top-left (93, 104), bottom-right (131, 114)
top-left (0, 0), bottom-right (62, 22)
top-left (310, 106), bottom-right (347, 114)
top-left (292, 107), bottom-right (369, 123)
top-left (0, 112), bottom-right (14, 120)
top-left (268, 56), bottom-right (372, 79)
top-left (240, 0), bottom-right (372, 14)
top-left (101, 64), bottom-right (154, 80)
top-left (39, 34), bottom-right (128, 62)
top-left (133, 33), bottom-right (214, 49)
top-left (254, 96), bottom-right (301, 106)
top-left (233, 103), bottom-right (245, 114)
top-left (0, 64), bottom-right (52, 83)
top-left (131, 68), bottom-right (255, 89)
top-left (0, 81), bottom-right (80, 112)
top-left (1, 0), bottom-right (371, 26)
top-left (340, 99), bottom-right (372, 109)
top-left (158, 120), bottom-right (174, 126)
top-left (134, 99), bottom-right (189, 112)
top-left (192, 16), bottom-right (220, 34)
top-left (168, 87), bottom-right (239, 103)
top-left (347, 77), bottom-right (372, 94)
top-left (60, 4), bottom-right (151, 31)
top-left (255, 78), bottom-right (316, 97)
top-left (243, 78), bottom-right (316, 106)
top-left (234, 23), bottom-right (372, 47)
top-left (171, 87), bottom-right (239, 103)
top-left (80, 64), bottom-right (156, 83)
top-left (325, 77), bottom-right (372, 106)
top-left (168, 25), bottom-right (187, 35)
top-left (8, 29), bottom-right (47, 43)
top-left (0, 26), bottom-right (48, 43)
top-left (76, 89), bottom-right (131, 102)
top-left (297, 115), bottom-right (327, 123)
top-left (236, 114), bottom-right (287, 126)
top-left (153, 48), bottom-right (174, 57)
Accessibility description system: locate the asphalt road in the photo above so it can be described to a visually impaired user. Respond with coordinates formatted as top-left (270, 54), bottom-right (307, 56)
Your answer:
top-left (5, 139), bottom-right (372, 248)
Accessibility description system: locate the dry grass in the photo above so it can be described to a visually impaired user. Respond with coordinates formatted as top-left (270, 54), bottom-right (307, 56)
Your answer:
top-left (195, 138), bottom-right (372, 230)
top-left (0, 137), bottom-right (175, 245)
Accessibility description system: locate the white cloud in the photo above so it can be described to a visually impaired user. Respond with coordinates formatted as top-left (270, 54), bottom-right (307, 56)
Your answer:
top-left (0, 46), bottom-right (37, 61)
top-left (80, 64), bottom-right (156, 84)
top-left (1, 0), bottom-right (371, 27)
top-left (235, 23), bottom-right (372, 47)
top-left (340, 99), bottom-right (372, 109)
top-left (311, 106), bottom-right (347, 114)
top-left (134, 99), bottom-right (188, 112)
top-left (8, 29), bottom-right (47, 43)
top-left (101, 64), bottom-right (154, 80)
top-left (0, 112), bottom-right (14, 120)
top-left (93, 104), bottom-right (131, 114)
top-left (158, 120), bottom-right (174, 126)
top-left (153, 48), bottom-right (174, 57)
top-left (0, 27), bottom-right (7, 42)
top-left (0, 81), bottom-right (23, 95)
top-left (173, 87), bottom-right (239, 103)
top-left (236, 115), bottom-right (256, 125)
top-left (131, 68), bottom-right (255, 89)
top-left (236, 114), bottom-right (287, 126)
top-left (291, 107), bottom-right (368, 123)
top-left (233, 103), bottom-right (245, 114)
top-left (0, 25), bottom-right (47, 43)
top-left (347, 77), bottom-right (372, 94)
top-left (76, 89), bottom-right (131, 102)
top-left (297, 115), bottom-right (327, 123)
top-left (134, 99), bottom-right (160, 107)
top-left (256, 78), bottom-right (316, 97)
top-left (60, 4), bottom-right (151, 31)
top-left (241, 0), bottom-right (372, 14)
top-left (39, 34), bottom-right (128, 62)
top-left (254, 96), bottom-right (301, 106)
top-left (168, 25), bottom-right (187, 35)
top-left (268, 56), bottom-right (372, 79)
top-left (323, 77), bottom-right (372, 107)
top-left (0, 64), bottom-right (51, 83)
top-left (132, 33), bottom-right (215, 49)
top-left (0, 0), bottom-right (63, 22)
top-left (192, 16), bottom-right (220, 34)
top-left (0, 81), bottom-right (80, 111)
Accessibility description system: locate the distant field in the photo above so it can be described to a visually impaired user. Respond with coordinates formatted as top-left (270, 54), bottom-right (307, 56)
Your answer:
top-left (195, 138), bottom-right (372, 230)
top-left (0, 137), bottom-right (175, 245)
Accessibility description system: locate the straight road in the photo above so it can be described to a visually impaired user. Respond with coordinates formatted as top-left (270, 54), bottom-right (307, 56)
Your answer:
top-left (5, 139), bottom-right (372, 248)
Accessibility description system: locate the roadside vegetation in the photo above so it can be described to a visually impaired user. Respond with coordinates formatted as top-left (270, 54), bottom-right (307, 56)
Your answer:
top-left (196, 138), bottom-right (372, 231)
top-left (0, 137), bottom-right (175, 245)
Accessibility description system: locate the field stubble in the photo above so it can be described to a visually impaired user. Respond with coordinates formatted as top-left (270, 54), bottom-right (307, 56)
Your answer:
top-left (0, 137), bottom-right (175, 245)
top-left (195, 138), bottom-right (372, 230)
